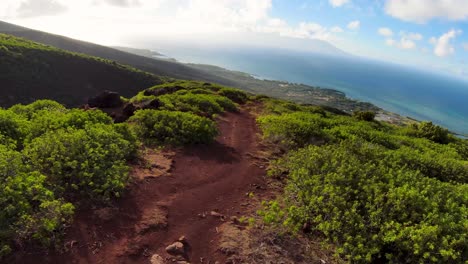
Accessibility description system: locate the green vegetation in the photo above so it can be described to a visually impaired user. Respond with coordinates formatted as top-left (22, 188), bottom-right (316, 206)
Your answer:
top-left (408, 121), bottom-right (450, 144)
top-left (129, 110), bottom-right (218, 145)
top-left (24, 125), bottom-right (133, 201)
top-left (218, 87), bottom-right (249, 103)
top-left (130, 81), bottom-right (246, 117)
top-left (2, 28), bottom-right (465, 262)
top-left (0, 81), bottom-right (245, 258)
top-left (258, 98), bottom-right (468, 263)
top-left (352, 110), bottom-right (375, 121)
top-left (258, 112), bottom-right (327, 149)
top-left (0, 101), bottom-right (137, 257)
top-left (0, 146), bottom-right (74, 254)
top-left (0, 34), bottom-right (163, 107)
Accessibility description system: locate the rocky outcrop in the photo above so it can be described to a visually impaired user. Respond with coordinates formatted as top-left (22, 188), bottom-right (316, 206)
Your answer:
top-left (88, 90), bottom-right (123, 108)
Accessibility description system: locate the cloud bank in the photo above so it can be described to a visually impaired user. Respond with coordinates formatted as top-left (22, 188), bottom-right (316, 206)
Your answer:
top-left (385, 0), bottom-right (468, 23)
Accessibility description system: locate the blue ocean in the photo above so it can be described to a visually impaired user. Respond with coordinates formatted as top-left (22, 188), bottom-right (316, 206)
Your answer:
top-left (157, 46), bottom-right (468, 135)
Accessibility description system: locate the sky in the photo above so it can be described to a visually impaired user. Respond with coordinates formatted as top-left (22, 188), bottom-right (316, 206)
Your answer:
top-left (1, 0), bottom-right (468, 80)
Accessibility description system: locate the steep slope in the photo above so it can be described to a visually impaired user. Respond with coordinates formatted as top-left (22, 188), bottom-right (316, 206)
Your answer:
top-left (0, 20), bottom-right (234, 86)
top-left (0, 34), bottom-right (163, 107)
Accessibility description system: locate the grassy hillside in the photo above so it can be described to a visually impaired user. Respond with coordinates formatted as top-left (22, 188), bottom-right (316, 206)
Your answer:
top-left (0, 21), bottom-right (378, 113)
top-left (0, 34), bottom-right (164, 107)
top-left (257, 99), bottom-right (468, 263)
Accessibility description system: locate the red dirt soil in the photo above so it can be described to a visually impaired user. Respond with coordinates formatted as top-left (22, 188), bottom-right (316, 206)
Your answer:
top-left (11, 106), bottom-right (269, 264)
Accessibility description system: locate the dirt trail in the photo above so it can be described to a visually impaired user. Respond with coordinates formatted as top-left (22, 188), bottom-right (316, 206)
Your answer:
top-left (13, 106), bottom-right (268, 264)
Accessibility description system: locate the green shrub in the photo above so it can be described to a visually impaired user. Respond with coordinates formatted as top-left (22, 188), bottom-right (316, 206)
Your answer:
top-left (257, 103), bottom-right (468, 263)
top-left (408, 121), bottom-right (450, 144)
top-left (159, 93), bottom-right (236, 116)
top-left (325, 123), bottom-right (401, 149)
top-left (114, 123), bottom-right (140, 160)
top-left (0, 146), bottom-right (74, 257)
top-left (24, 124), bottom-right (133, 201)
top-left (271, 141), bottom-right (467, 263)
top-left (27, 109), bottom-right (112, 141)
top-left (0, 109), bottom-right (30, 149)
top-left (385, 146), bottom-right (468, 183)
top-left (450, 140), bottom-right (468, 159)
top-left (257, 112), bottom-right (327, 149)
top-left (9, 100), bottom-right (66, 119)
top-left (353, 110), bottom-right (376, 121)
top-left (129, 110), bottom-right (218, 145)
top-left (262, 99), bottom-right (302, 114)
top-left (0, 100), bottom-right (141, 258)
top-left (218, 88), bottom-right (248, 103)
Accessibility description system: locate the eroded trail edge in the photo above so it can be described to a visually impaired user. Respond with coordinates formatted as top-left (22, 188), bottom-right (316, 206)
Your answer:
top-left (18, 106), bottom-right (269, 264)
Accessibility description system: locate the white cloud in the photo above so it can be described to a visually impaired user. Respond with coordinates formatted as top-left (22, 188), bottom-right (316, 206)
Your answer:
top-left (331, 26), bottom-right (344, 33)
top-left (258, 21), bottom-right (340, 41)
top-left (17, 0), bottom-right (67, 18)
top-left (347, 20), bottom-right (360, 30)
top-left (385, 38), bottom-right (396, 46)
top-left (380, 30), bottom-right (423, 50)
top-left (0, 1), bottom-right (348, 52)
top-left (329, 0), bottom-right (350, 7)
top-left (96, 0), bottom-right (142, 7)
top-left (397, 38), bottom-right (416, 49)
top-left (385, 0), bottom-right (468, 23)
top-left (463, 43), bottom-right (468, 51)
top-left (385, 37), bottom-right (416, 50)
top-left (378, 27), bottom-right (393, 37)
top-left (430, 29), bottom-right (462, 57)
top-left (400, 31), bottom-right (423, 41)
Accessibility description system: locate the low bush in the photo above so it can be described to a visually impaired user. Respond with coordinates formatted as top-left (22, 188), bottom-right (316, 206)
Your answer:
top-left (353, 110), bottom-right (376, 121)
top-left (0, 109), bottom-right (30, 149)
top-left (265, 141), bottom-right (467, 263)
top-left (24, 124), bottom-right (134, 201)
top-left (257, 98), bottom-right (468, 263)
top-left (159, 93), bottom-right (236, 116)
top-left (257, 112), bottom-right (327, 149)
top-left (385, 146), bottom-right (468, 183)
top-left (27, 109), bottom-right (112, 141)
top-left (218, 88), bottom-right (248, 103)
top-left (129, 110), bottom-right (218, 145)
top-left (408, 121), bottom-right (450, 144)
top-left (9, 100), bottom-right (66, 119)
top-left (0, 145), bottom-right (74, 257)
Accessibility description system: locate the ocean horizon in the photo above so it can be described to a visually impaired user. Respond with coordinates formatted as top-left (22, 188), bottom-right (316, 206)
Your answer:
top-left (155, 46), bottom-right (468, 135)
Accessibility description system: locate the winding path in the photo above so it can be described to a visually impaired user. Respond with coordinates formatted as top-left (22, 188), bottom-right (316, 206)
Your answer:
top-left (15, 106), bottom-right (268, 264)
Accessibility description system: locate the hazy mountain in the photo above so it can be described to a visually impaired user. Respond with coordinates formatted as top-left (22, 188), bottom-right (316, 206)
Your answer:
top-left (111, 46), bottom-right (163, 58)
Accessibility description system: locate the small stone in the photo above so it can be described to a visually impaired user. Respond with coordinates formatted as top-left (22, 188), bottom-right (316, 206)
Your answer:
top-left (165, 242), bottom-right (185, 256)
top-left (150, 254), bottom-right (164, 264)
top-left (198, 213), bottom-right (206, 218)
top-left (178, 236), bottom-right (187, 243)
top-left (210, 211), bottom-right (223, 217)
